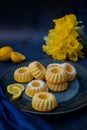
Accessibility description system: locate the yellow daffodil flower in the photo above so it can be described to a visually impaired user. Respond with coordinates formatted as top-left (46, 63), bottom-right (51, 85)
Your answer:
top-left (68, 52), bottom-right (78, 62)
top-left (42, 14), bottom-right (84, 61)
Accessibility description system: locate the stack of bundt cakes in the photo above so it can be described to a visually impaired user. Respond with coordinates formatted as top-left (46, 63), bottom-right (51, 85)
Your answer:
top-left (45, 63), bottom-right (68, 91)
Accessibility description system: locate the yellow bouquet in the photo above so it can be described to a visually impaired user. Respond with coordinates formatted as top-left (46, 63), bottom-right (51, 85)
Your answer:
top-left (42, 14), bottom-right (85, 61)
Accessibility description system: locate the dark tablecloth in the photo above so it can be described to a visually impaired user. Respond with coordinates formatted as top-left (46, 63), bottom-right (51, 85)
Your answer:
top-left (0, 0), bottom-right (87, 130)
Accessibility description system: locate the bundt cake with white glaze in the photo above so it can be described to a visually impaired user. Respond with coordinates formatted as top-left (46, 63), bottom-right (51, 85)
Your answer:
top-left (62, 63), bottom-right (77, 81)
top-left (25, 79), bottom-right (48, 98)
top-left (46, 63), bottom-right (62, 69)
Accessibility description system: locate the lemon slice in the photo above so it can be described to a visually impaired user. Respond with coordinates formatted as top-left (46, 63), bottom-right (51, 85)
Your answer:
top-left (11, 87), bottom-right (22, 100)
top-left (7, 83), bottom-right (25, 94)
top-left (11, 51), bottom-right (26, 63)
top-left (0, 46), bottom-right (13, 61)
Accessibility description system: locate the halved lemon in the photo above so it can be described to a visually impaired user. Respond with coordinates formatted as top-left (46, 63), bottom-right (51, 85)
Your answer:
top-left (11, 87), bottom-right (22, 100)
top-left (11, 51), bottom-right (26, 63)
top-left (0, 46), bottom-right (13, 61)
top-left (7, 83), bottom-right (25, 94)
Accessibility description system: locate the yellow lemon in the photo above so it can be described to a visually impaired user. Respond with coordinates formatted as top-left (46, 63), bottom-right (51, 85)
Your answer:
top-left (11, 51), bottom-right (26, 63)
top-left (0, 46), bottom-right (13, 61)
top-left (7, 83), bottom-right (25, 94)
top-left (11, 87), bottom-right (22, 100)
top-left (7, 83), bottom-right (25, 100)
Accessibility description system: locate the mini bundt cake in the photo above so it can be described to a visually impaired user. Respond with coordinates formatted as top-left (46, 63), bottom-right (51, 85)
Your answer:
top-left (46, 63), bottom-right (62, 70)
top-left (32, 92), bottom-right (57, 112)
top-left (62, 63), bottom-right (77, 81)
top-left (46, 81), bottom-right (68, 92)
top-left (45, 66), bottom-right (67, 84)
top-left (14, 67), bottom-right (33, 83)
top-left (28, 61), bottom-right (46, 80)
top-left (25, 79), bottom-right (48, 98)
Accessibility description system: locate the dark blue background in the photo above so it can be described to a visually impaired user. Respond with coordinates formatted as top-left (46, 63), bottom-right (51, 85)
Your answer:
top-left (0, 0), bottom-right (87, 130)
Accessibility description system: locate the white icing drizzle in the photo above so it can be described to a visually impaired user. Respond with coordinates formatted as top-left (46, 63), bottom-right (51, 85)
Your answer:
top-left (27, 79), bottom-right (46, 90)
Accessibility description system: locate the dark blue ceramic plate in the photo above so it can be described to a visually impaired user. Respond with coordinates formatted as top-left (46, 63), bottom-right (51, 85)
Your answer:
top-left (0, 59), bottom-right (87, 115)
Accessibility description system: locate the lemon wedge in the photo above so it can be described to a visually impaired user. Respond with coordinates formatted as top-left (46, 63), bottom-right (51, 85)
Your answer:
top-left (0, 46), bottom-right (13, 61)
top-left (7, 83), bottom-right (25, 94)
top-left (11, 87), bottom-right (22, 100)
top-left (11, 51), bottom-right (26, 63)
top-left (7, 83), bottom-right (25, 100)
